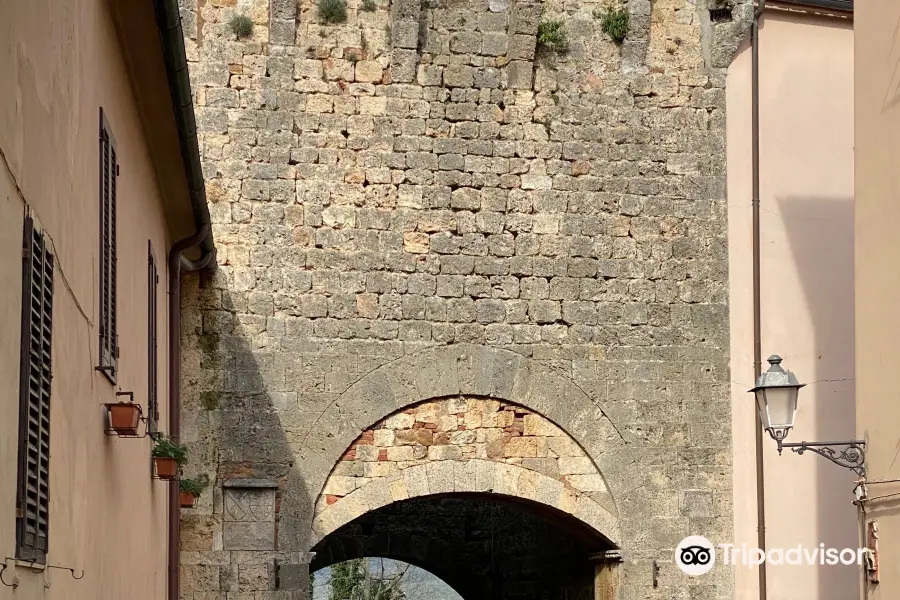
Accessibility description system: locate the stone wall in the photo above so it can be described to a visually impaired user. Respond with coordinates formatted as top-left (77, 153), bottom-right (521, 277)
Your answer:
top-left (178, 0), bottom-right (750, 597)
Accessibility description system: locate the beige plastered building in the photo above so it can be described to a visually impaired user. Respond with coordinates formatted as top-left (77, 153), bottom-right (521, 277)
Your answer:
top-left (0, 1), bottom-right (212, 599)
top-left (728, 2), bottom-right (856, 600)
top-left (855, 1), bottom-right (900, 599)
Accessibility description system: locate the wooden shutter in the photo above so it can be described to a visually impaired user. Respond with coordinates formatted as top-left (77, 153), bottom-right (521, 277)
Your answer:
top-left (148, 242), bottom-right (159, 432)
top-left (98, 108), bottom-right (118, 381)
top-left (16, 216), bottom-right (54, 564)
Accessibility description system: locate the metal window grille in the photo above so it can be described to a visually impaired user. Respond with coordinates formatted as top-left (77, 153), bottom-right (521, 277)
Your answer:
top-left (148, 242), bottom-right (159, 432)
top-left (98, 108), bottom-right (118, 382)
top-left (16, 216), bottom-right (54, 564)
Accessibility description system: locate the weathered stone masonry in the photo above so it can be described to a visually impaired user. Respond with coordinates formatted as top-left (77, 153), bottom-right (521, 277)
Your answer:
top-left (177, 0), bottom-right (751, 597)
top-left (313, 397), bottom-right (618, 540)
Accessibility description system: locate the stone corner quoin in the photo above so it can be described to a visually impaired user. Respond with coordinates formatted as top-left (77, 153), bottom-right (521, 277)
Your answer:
top-left (177, 0), bottom-right (746, 596)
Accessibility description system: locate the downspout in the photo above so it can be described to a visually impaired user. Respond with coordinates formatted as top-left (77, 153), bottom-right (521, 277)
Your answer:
top-left (152, 2), bottom-right (216, 600)
top-left (751, 2), bottom-right (767, 599)
top-left (154, 0), bottom-right (214, 258)
top-left (167, 228), bottom-right (215, 600)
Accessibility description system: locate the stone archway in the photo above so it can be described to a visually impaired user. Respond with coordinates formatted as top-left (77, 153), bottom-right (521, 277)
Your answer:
top-left (309, 392), bottom-right (623, 600)
top-left (314, 458), bottom-right (619, 545)
top-left (311, 397), bottom-right (621, 546)
top-left (297, 344), bottom-right (638, 518)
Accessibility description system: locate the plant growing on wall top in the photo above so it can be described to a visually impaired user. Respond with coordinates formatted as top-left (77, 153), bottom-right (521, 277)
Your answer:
top-left (362, 0), bottom-right (376, 12)
top-left (595, 6), bottom-right (629, 44)
top-left (537, 19), bottom-right (569, 54)
top-left (318, 0), bottom-right (348, 24)
top-left (229, 13), bottom-right (254, 39)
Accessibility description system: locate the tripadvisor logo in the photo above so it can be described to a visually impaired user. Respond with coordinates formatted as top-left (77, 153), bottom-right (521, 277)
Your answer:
top-left (675, 536), bottom-right (716, 576)
top-left (675, 536), bottom-right (868, 576)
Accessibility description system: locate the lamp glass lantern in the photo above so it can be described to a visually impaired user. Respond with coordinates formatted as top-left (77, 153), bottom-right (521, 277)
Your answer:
top-left (749, 355), bottom-right (805, 442)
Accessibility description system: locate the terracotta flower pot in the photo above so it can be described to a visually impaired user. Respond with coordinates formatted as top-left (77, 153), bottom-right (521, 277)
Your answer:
top-left (154, 456), bottom-right (178, 480)
top-left (179, 490), bottom-right (198, 508)
top-left (109, 403), bottom-right (141, 435)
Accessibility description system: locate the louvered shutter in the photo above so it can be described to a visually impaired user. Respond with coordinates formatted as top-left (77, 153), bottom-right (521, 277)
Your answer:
top-left (98, 108), bottom-right (118, 381)
top-left (16, 216), bottom-right (54, 564)
top-left (148, 242), bottom-right (159, 432)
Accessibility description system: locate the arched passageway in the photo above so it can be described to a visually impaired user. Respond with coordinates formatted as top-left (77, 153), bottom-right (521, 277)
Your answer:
top-left (312, 493), bottom-right (616, 600)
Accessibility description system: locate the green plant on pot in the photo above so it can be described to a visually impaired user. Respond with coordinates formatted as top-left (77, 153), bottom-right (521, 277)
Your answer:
top-left (179, 475), bottom-right (210, 508)
top-left (151, 436), bottom-right (187, 481)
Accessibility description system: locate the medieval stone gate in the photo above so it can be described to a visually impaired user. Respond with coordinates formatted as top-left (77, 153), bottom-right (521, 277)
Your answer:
top-left (177, 0), bottom-right (748, 596)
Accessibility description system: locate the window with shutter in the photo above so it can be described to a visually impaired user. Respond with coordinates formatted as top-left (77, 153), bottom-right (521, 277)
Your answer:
top-left (148, 242), bottom-right (159, 433)
top-left (16, 216), bottom-right (54, 564)
top-left (98, 108), bottom-right (118, 382)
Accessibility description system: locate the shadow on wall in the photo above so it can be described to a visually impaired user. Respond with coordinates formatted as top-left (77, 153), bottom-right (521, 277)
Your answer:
top-left (180, 273), bottom-right (313, 597)
top-left (777, 196), bottom-right (856, 596)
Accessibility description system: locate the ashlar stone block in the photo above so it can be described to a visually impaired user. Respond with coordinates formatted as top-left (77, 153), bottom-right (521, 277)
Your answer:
top-left (444, 65), bottom-right (475, 88)
top-left (390, 49), bottom-right (419, 83)
top-left (508, 34), bottom-right (536, 61)
top-left (482, 33), bottom-right (509, 56)
top-left (392, 0), bottom-right (420, 21)
top-left (392, 21), bottom-right (420, 50)
top-left (510, 2), bottom-right (541, 34)
top-left (355, 61), bottom-right (384, 83)
top-left (223, 521), bottom-right (276, 550)
top-left (505, 61), bottom-right (534, 90)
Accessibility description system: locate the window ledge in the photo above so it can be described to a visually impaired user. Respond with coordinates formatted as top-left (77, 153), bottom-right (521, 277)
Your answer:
top-left (95, 364), bottom-right (117, 385)
top-left (12, 560), bottom-right (46, 572)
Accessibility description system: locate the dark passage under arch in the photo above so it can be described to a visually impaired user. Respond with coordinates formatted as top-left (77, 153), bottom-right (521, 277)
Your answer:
top-left (311, 492), bottom-right (615, 600)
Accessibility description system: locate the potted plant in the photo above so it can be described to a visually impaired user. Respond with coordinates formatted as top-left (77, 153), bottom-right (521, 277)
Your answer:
top-left (107, 401), bottom-right (142, 436)
top-left (152, 436), bottom-right (187, 480)
top-left (179, 475), bottom-right (210, 508)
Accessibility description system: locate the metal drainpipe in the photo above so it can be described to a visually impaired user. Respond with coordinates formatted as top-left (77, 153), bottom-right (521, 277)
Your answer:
top-left (751, 1), bottom-right (767, 599)
top-left (167, 225), bottom-right (215, 600)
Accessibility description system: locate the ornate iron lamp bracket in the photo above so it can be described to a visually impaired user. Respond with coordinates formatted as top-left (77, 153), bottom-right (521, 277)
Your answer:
top-left (777, 439), bottom-right (867, 478)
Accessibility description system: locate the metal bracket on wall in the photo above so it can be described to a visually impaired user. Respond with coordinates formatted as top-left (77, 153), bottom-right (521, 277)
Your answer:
top-left (651, 560), bottom-right (659, 588)
top-left (0, 563), bottom-right (14, 588)
top-left (1, 559), bottom-right (84, 588)
top-left (777, 439), bottom-right (867, 478)
top-left (103, 391), bottom-right (151, 439)
top-left (274, 558), bottom-right (280, 590)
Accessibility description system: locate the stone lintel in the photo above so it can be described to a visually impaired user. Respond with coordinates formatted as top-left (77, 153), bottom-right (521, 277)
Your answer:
top-left (224, 478), bottom-right (280, 489)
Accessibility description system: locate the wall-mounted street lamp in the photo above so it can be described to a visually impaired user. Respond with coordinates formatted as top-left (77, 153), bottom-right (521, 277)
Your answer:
top-left (750, 355), bottom-right (866, 478)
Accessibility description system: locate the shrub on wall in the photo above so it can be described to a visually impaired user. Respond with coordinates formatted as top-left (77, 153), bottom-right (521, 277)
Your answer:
top-left (537, 19), bottom-right (569, 54)
top-left (318, 0), bottom-right (348, 24)
top-left (595, 6), bottom-right (629, 44)
top-left (362, 0), bottom-right (376, 12)
top-left (229, 14), bottom-right (254, 38)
